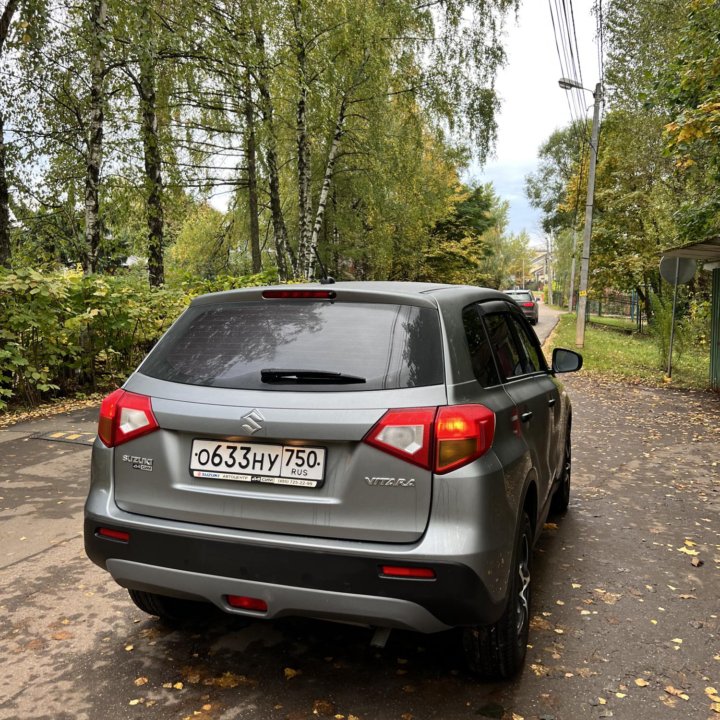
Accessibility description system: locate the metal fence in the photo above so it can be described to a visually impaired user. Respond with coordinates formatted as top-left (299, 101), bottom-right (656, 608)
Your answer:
top-left (571, 290), bottom-right (646, 332)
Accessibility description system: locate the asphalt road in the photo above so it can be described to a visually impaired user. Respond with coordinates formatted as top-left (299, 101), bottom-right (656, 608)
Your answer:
top-left (1, 303), bottom-right (718, 720)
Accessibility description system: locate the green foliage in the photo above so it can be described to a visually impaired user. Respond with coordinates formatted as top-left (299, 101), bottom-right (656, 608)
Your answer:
top-left (649, 293), bottom-right (685, 369)
top-left (547, 312), bottom-right (710, 391)
top-left (648, 290), bottom-right (711, 373)
top-left (0, 267), bottom-right (271, 411)
top-left (422, 183), bottom-right (533, 288)
top-left (661, 0), bottom-right (720, 241)
top-left (525, 121), bottom-right (586, 235)
top-left (3, 0), bottom-right (519, 284)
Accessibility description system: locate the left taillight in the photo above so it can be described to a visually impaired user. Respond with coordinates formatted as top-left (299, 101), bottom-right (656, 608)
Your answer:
top-left (97, 388), bottom-right (159, 448)
top-left (364, 407), bottom-right (436, 470)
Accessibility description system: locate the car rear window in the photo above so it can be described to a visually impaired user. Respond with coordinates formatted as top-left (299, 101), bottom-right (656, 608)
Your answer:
top-left (506, 291), bottom-right (534, 302)
top-left (139, 300), bottom-right (444, 391)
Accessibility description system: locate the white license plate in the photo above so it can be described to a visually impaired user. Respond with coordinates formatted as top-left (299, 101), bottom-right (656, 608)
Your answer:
top-left (190, 439), bottom-right (326, 488)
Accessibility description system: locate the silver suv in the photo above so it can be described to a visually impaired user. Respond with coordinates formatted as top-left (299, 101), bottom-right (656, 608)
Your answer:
top-left (84, 282), bottom-right (581, 678)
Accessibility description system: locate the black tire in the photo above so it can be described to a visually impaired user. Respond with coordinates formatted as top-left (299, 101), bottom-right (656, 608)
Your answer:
top-left (463, 512), bottom-right (533, 679)
top-left (550, 421), bottom-right (571, 515)
top-left (128, 589), bottom-right (208, 626)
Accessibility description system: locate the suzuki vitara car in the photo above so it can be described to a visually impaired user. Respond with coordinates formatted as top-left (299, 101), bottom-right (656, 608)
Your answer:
top-left (84, 282), bottom-right (581, 678)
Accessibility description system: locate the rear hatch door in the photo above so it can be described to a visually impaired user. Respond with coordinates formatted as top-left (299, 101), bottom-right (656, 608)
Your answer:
top-left (114, 289), bottom-right (447, 543)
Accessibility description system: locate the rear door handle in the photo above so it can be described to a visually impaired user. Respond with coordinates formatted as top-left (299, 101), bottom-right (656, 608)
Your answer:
top-left (548, 398), bottom-right (556, 407)
top-left (521, 411), bottom-right (533, 422)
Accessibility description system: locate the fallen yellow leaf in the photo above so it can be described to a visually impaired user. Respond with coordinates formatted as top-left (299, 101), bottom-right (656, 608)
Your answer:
top-left (134, 677), bottom-right (148, 687)
top-left (665, 685), bottom-right (689, 700)
top-left (284, 668), bottom-right (301, 680)
top-left (615, 692), bottom-right (626, 699)
top-left (677, 546), bottom-right (699, 556)
top-left (598, 698), bottom-right (607, 705)
top-left (671, 638), bottom-right (683, 644)
top-left (711, 702), bottom-right (720, 713)
top-left (635, 678), bottom-right (649, 687)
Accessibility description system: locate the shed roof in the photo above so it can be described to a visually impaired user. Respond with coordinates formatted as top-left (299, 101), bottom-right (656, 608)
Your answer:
top-left (663, 237), bottom-right (720, 262)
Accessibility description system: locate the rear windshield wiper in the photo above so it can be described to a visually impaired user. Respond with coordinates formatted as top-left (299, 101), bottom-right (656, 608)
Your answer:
top-left (261, 368), bottom-right (366, 384)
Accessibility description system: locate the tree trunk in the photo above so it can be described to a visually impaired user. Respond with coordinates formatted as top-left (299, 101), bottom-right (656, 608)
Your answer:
top-left (253, 25), bottom-right (292, 280)
top-left (294, 0), bottom-right (312, 278)
top-left (301, 94), bottom-right (347, 280)
top-left (138, 17), bottom-right (164, 287)
top-left (84, 0), bottom-right (107, 274)
top-left (243, 72), bottom-right (261, 273)
top-left (0, 0), bottom-right (20, 268)
top-left (0, 114), bottom-right (10, 268)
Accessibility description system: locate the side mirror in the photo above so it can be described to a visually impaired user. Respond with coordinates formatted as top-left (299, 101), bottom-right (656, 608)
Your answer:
top-left (552, 348), bottom-right (583, 373)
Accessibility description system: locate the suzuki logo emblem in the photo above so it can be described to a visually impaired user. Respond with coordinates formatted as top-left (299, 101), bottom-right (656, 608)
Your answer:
top-left (241, 409), bottom-right (265, 435)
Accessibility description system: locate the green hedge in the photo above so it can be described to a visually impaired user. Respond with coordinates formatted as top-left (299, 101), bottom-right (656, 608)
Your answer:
top-left (0, 268), bottom-right (277, 410)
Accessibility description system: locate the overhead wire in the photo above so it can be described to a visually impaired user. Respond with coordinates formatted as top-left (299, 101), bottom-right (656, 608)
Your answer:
top-left (548, 0), bottom-right (601, 236)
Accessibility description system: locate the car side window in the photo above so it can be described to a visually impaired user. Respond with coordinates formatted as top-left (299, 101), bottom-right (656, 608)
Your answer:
top-left (483, 313), bottom-right (524, 380)
top-left (462, 305), bottom-right (501, 387)
top-left (507, 314), bottom-right (546, 374)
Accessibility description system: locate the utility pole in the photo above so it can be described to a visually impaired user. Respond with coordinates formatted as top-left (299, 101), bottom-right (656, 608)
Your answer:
top-left (559, 78), bottom-right (602, 348)
top-left (576, 83), bottom-right (602, 347)
top-left (567, 229), bottom-right (578, 312)
top-left (559, 79), bottom-right (602, 348)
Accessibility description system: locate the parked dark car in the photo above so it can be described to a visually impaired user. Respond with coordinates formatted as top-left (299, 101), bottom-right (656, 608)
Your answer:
top-left (84, 282), bottom-right (582, 679)
top-left (502, 289), bottom-right (540, 325)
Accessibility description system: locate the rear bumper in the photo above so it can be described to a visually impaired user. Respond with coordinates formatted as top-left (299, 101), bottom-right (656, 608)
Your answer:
top-left (84, 516), bottom-right (504, 632)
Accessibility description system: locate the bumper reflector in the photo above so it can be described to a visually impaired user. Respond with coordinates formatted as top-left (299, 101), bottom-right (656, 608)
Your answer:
top-left (380, 565), bottom-right (436, 580)
top-left (97, 527), bottom-right (130, 543)
top-left (226, 595), bottom-right (268, 612)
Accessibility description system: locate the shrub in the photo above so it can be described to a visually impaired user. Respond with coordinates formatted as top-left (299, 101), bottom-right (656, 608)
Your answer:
top-left (0, 268), bottom-right (275, 411)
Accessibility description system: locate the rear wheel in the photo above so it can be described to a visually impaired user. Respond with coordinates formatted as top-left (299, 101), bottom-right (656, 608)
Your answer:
top-left (128, 589), bottom-right (208, 626)
top-left (463, 512), bottom-right (532, 679)
top-left (550, 422), bottom-right (571, 515)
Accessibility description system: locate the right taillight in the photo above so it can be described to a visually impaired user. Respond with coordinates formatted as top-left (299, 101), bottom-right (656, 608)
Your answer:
top-left (98, 388), bottom-right (159, 447)
top-left (364, 404), bottom-right (495, 474)
top-left (435, 405), bottom-right (495, 474)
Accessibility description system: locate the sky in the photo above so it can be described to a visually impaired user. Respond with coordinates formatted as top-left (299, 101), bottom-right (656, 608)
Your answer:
top-left (466, 0), bottom-right (600, 247)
